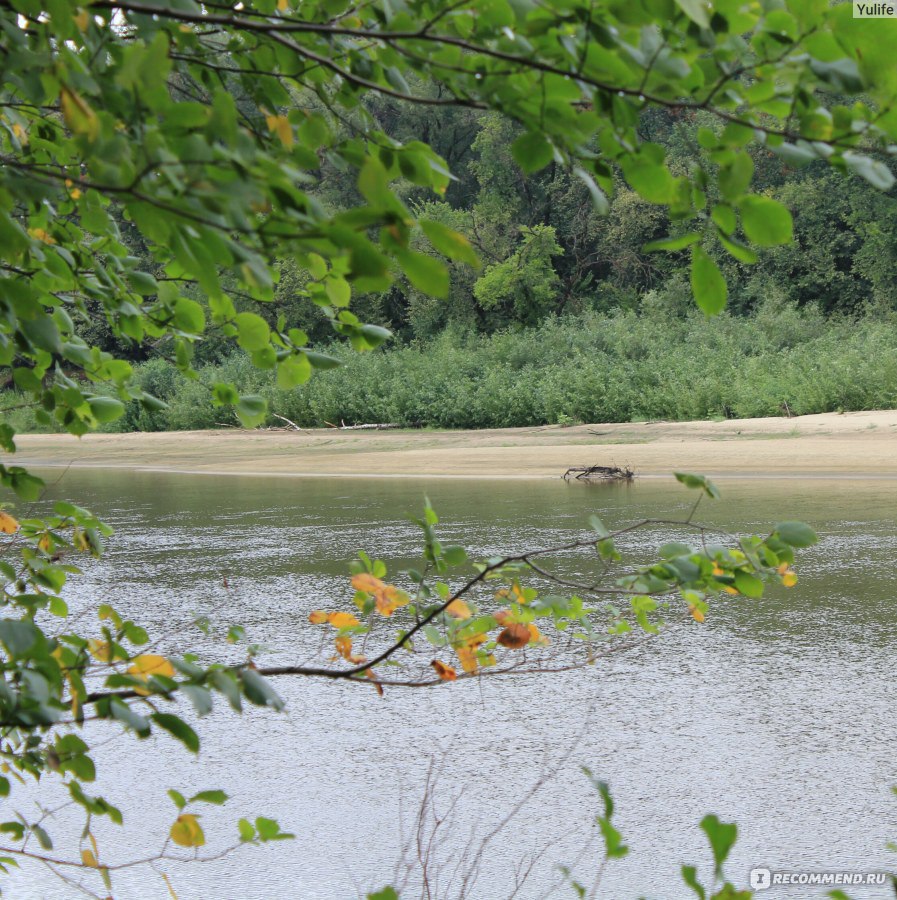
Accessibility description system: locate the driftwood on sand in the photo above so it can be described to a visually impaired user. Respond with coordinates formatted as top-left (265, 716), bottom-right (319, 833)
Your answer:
top-left (562, 464), bottom-right (634, 482)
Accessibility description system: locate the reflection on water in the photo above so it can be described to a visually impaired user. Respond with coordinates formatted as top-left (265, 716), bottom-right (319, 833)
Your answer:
top-left (7, 472), bottom-right (897, 899)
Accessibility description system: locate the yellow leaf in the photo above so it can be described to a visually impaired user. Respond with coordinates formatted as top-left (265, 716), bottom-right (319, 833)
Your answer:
top-left (128, 654), bottom-right (175, 678)
top-left (11, 122), bottom-right (27, 145)
top-left (74, 8), bottom-right (89, 30)
top-left (527, 624), bottom-right (548, 645)
top-left (87, 639), bottom-right (112, 662)
top-left (0, 512), bottom-right (19, 534)
top-left (445, 599), bottom-right (471, 619)
top-left (688, 604), bottom-right (705, 623)
top-left (27, 227), bottom-right (56, 245)
top-left (38, 533), bottom-right (52, 553)
top-left (60, 85), bottom-right (99, 141)
top-left (782, 571), bottom-right (798, 588)
top-left (308, 610), bottom-right (328, 624)
top-left (169, 814), bottom-right (205, 848)
top-left (712, 564), bottom-right (725, 576)
top-left (128, 654), bottom-right (175, 696)
top-left (277, 0), bottom-right (289, 9)
top-left (430, 660), bottom-right (457, 681)
top-left (334, 635), bottom-right (365, 664)
top-left (723, 586), bottom-right (739, 595)
top-left (264, 112), bottom-right (293, 148)
top-left (81, 848), bottom-right (98, 868)
top-left (455, 644), bottom-right (478, 673)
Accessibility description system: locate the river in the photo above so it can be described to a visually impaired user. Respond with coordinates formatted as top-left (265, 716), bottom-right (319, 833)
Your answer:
top-left (7, 471), bottom-right (897, 899)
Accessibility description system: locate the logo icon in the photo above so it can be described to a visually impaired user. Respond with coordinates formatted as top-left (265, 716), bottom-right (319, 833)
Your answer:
top-left (750, 868), bottom-right (772, 890)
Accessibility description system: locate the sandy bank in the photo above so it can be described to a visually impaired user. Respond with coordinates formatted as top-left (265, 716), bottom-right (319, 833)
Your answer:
top-left (6, 410), bottom-right (897, 479)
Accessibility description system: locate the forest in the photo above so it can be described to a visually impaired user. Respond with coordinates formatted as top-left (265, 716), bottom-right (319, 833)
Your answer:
top-left (7, 101), bottom-right (897, 433)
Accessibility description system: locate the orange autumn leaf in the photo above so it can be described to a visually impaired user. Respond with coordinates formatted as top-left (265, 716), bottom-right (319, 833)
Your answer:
top-left (445, 599), bottom-right (471, 619)
top-left (688, 604), bottom-right (706, 623)
top-left (430, 660), bottom-right (457, 681)
top-left (712, 564), bottom-right (725, 576)
top-left (493, 609), bottom-right (515, 626)
top-left (365, 668), bottom-right (384, 696)
top-left (351, 573), bottom-right (410, 617)
top-left (497, 623), bottom-right (531, 649)
top-left (308, 610), bottom-right (360, 628)
top-left (334, 635), bottom-right (365, 664)
top-left (527, 624), bottom-right (548, 645)
top-left (0, 512), bottom-right (19, 535)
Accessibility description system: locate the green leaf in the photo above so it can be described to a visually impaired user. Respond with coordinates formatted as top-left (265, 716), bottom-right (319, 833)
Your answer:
top-left (233, 313), bottom-right (271, 351)
top-left (442, 546), bottom-right (467, 566)
top-left (842, 152), bottom-right (896, 191)
top-left (733, 571), bottom-right (764, 598)
top-left (235, 395), bottom-right (267, 428)
top-left (0, 620), bottom-right (40, 658)
top-left (511, 131), bottom-right (554, 173)
top-left (190, 789), bottom-right (228, 805)
top-left (674, 0), bottom-right (709, 27)
top-left (87, 397), bottom-right (125, 424)
top-left (681, 864), bottom-right (706, 900)
top-left (643, 232), bottom-right (701, 253)
top-left (395, 250), bottom-right (449, 298)
top-left (368, 889), bottom-right (400, 900)
top-left (574, 168), bottom-right (610, 215)
top-left (690, 246), bottom-right (727, 315)
top-left (238, 818), bottom-right (255, 841)
top-left (168, 789), bottom-right (187, 809)
top-left (775, 521), bottom-right (818, 548)
top-left (31, 824), bottom-right (52, 851)
top-left (740, 196), bottom-right (793, 246)
top-left (152, 713), bottom-right (200, 752)
top-left (240, 669), bottom-right (284, 710)
top-left (718, 152), bottom-right (754, 201)
top-left (674, 472), bottom-right (721, 499)
top-left (700, 814), bottom-right (737, 874)
top-left (420, 220), bottom-right (479, 268)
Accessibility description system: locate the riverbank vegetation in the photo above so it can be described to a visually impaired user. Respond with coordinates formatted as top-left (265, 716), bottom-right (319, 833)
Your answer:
top-left (7, 301), bottom-right (895, 433)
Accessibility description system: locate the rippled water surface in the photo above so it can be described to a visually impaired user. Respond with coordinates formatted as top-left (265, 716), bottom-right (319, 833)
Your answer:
top-left (9, 471), bottom-right (897, 900)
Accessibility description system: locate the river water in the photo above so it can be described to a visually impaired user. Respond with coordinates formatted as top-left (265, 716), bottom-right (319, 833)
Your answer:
top-left (6, 471), bottom-right (897, 899)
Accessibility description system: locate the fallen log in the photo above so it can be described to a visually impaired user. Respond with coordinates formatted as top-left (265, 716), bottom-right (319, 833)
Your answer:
top-left (325, 420), bottom-right (402, 430)
top-left (562, 464), bottom-right (634, 482)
